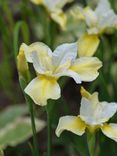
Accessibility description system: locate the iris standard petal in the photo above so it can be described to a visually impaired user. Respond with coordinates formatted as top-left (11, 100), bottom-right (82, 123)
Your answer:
top-left (78, 34), bottom-right (100, 57)
top-left (52, 42), bottom-right (78, 67)
top-left (80, 90), bottom-right (117, 125)
top-left (96, 102), bottom-right (117, 123)
top-left (83, 7), bottom-right (98, 27)
top-left (101, 123), bottom-right (117, 142)
top-left (20, 42), bottom-right (52, 64)
top-left (70, 57), bottom-right (102, 82)
top-left (95, 0), bottom-right (111, 16)
top-left (24, 76), bottom-right (60, 106)
top-left (31, 51), bottom-right (53, 74)
top-left (56, 116), bottom-right (86, 137)
top-left (95, 0), bottom-right (117, 31)
top-left (98, 10), bottom-right (117, 30)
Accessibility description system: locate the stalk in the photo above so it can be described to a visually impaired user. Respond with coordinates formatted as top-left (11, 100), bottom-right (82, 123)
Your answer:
top-left (46, 103), bottom-right (52, 156)
top-left (87, 132), bottom-right (96, 156)
top-left (19, 77), bottom-right (40, 156)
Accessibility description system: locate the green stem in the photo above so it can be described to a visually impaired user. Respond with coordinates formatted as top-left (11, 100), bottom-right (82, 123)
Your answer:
top-left (87, 132), bottom-right (96, 156)
top-left (26, 95), bottom-right (39, 156)
top-left (46, 105), bottom-right (52, 156)
top-left (19, 78), bottom-right (39, 156)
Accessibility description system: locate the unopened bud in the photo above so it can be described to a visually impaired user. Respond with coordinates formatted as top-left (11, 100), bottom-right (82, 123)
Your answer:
top-left (17, 48), bottom-right (29, 81)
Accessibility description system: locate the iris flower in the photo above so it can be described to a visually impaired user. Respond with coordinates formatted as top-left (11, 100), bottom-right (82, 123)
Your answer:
top-left (30, 0), bottom-right (73, 29)
top-left (56, 87), bottom-right (117, 142)
top-left (19, 42), bottom-right (102, 106)
top-left (82, 0), bottom-right (117, 35)
top-left (75, 0), bottom-right (117, 57)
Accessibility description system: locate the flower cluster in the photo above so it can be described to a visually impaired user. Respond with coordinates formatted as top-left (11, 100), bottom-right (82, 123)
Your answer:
top-left (16, 0), bottom-right (117, 153)
top-left (72, 0), bottom-right (117, 56)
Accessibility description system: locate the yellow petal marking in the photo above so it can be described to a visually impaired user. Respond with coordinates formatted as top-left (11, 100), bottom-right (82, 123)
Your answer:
top-left (25, 75), bottom-right (60, 106)
top-left (56, 116), bottom-right (86, 137)
top-left (70, 57), bottom-right (102, 82)
top-left (78, 34), bottom-right (100, 57)
top-left (101, 123), bottom-right (117, 142)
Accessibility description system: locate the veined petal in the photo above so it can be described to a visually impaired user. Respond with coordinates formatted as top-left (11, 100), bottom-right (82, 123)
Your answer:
top-left (51, 10), bottom-right (67, 30)
top-left (101, 123), bottom-right (117, 142)
top-left (80, 88), bottom-right (117, 125)
top-left (20, 42), bottom-right (52, 64)
top-left (97, 102), bottom-right (117, 123)
top-left (30, 42), bottom-right (52, 73)
top-left (95, 0), bottom-right (111, 16)
top-left (80, 97), bottom-right (100, 125)
top-left (98, 10), bottom-right (117, 30)
top-left (24, 76), bottom-right (60, 106)
top-left (56, 116), bottom-right (86, 137)
top-left (70, 57), bottom-right (102, 82)
top-left (52, 42), bottom-right (78, 67)
top-left (31, 51), bottom-right (53, 74)
top-left (95, 0), bottom-right (117, 30)
top-left (55, 70), bottom-right (81, 84)
top-left (83, 7), bottom-right (98, 27)
top-left (78, 34), bottom-right (100, 57)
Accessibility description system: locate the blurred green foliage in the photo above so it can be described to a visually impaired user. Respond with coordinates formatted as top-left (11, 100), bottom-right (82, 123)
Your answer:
top-left (0, 0), bottom-right (117, 156)
top-left (0, 105), bottom-right (45, 149)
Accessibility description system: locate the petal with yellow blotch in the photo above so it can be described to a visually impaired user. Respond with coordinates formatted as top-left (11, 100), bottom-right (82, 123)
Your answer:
top-left (56, 116), bottom-right (86, 137)
top-left (78, 34), bottom-right (100, 57)
top-left (101, 123), bottom-right (117, 142)
top-left (24, 76), bottom-right (60, 106)
top-left (20, 42), bottom-right (52, 63)
top-left (52, 42), bottom-right (77, 67)
top-left (70, 57), bottom-right (102, 82)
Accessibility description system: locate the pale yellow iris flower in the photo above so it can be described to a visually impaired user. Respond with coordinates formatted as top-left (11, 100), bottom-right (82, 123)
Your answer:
top-left (30, 0), bottom-right (73, 29)
top-left (18, 42), bottom-right (102, 106)
top-left (81, 0), bottom-right (117, 35)
top-left (74, 0), bottom-right (117, 57)
top-left (56, 87), bottom-right (117, 142)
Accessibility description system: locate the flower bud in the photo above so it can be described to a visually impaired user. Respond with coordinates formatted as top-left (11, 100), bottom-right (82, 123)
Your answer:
top-left (17, 48), bottom-right (29, 81)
